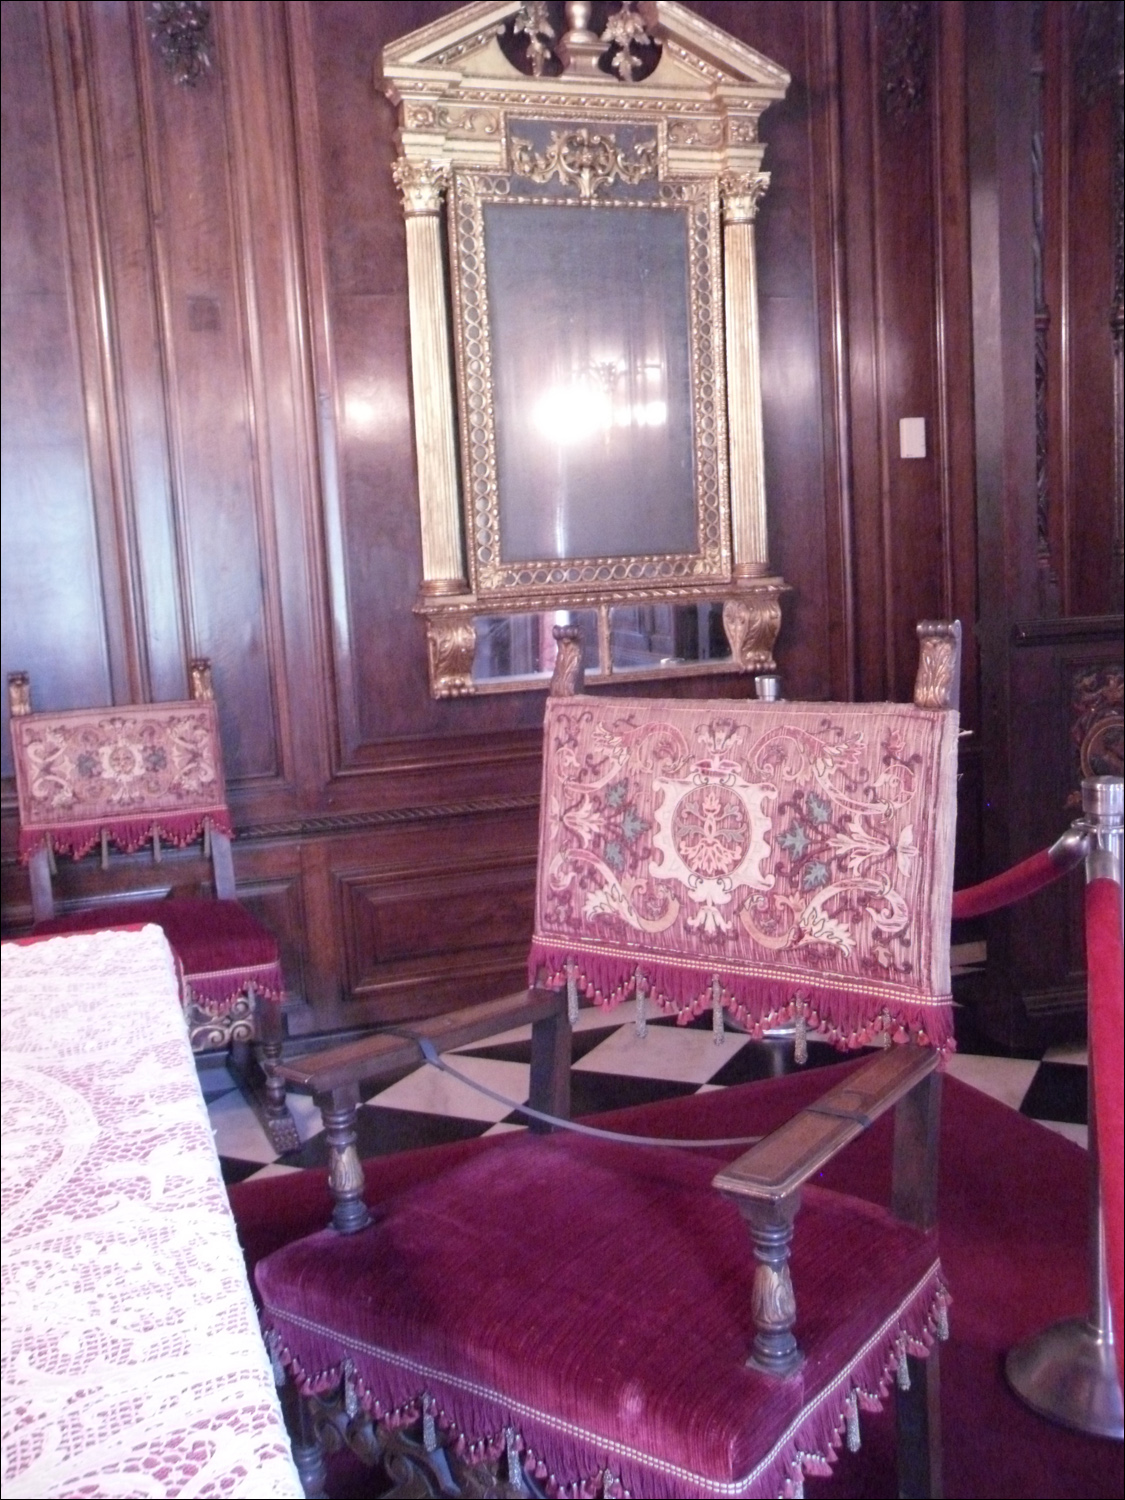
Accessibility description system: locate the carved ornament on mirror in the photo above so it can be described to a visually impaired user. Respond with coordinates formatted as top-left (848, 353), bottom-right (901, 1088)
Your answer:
top-left (379, 2), bottom-right (790, 697)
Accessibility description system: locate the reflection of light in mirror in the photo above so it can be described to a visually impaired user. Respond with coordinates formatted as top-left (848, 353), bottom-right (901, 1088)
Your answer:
top-left (533, 385), bottom-right (668, 444)
top-left (534, 382), bottom-right (611, 444)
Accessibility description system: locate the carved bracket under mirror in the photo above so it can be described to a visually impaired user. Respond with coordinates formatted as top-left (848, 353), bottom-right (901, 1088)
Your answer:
top-left (379, 2), bottom-right (790, 697)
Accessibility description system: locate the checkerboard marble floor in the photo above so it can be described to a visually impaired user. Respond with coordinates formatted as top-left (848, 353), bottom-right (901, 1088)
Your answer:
top-left (204, 945), bottom-right (1089, 1186)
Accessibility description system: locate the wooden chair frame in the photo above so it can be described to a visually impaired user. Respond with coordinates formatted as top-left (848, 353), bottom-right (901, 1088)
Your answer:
top-left (271, 621), bottom-right (961, 1499)
top-left (7, 662), bottom-right (298, 1154)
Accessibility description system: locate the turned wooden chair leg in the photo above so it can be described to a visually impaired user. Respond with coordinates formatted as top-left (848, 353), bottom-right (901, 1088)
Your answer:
top-left (252, 985), bottom-right (301, 1154)
top-left (319, 1083), bottom-right (372, 1234)
top-left (528, 1004), bottom-right (571, 1131)
top-left (896, 1346), bottom-right (942, 1499)
top-left (279, 1377), bottom-right (328, 1499)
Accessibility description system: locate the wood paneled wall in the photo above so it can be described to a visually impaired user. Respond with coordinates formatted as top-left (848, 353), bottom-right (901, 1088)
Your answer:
top-left (965, 0), bottom-right (1123, 1047)
top-left (2, 1), bottom-right (1116, 1047)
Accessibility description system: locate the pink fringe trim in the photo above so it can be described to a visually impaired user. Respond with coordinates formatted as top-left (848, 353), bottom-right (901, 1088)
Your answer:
top-left (529, 943), bottom-right (955, 1053)
top-left (185, 963), bottom-right (284, 1014)
top-left (261, 1268), bottom-right (950, 1500)
top-left (18, 808), bottom-right (233, 863)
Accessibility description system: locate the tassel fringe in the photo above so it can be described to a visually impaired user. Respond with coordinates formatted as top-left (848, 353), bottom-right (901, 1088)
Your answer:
top-left (261, 1272), bottom-right (950, 1499)
top-left (530, 946), bottom-right (955, 1055)
top-left (19, 808), bottom-right (233, 864)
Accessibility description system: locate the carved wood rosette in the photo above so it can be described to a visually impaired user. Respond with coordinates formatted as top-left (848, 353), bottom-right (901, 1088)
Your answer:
top-left (1067, 662), bottom-right (1124, 808)
top-left (146, 1), bottom-right (213, 87)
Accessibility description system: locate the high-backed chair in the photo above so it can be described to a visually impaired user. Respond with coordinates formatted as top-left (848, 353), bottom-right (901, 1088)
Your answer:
top-left (7, 662), bottom-right (299, 1153)
top-left (257, 622), bottom-right (961, 1499)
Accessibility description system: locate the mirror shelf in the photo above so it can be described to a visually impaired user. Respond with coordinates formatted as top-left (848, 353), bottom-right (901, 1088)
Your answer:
top-left (380, 2), bottom-right (790, 698)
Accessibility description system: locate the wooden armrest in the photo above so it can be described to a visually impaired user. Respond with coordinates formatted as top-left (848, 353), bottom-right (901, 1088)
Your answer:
top-left (713, 1043), bottom-right (939, 1204)
top-left (287, 986), bottom-right (571, 1236)
top-left (275, 986), bottom-right (567, 1094)
top-left (714, 1043), bottom-right (941, 1378)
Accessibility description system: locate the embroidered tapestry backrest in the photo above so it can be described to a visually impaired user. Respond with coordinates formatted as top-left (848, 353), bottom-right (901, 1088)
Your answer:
top-left (529, 697), bottom-right (959, 1051)
top-left (11, 700), bottom-right (232, 863)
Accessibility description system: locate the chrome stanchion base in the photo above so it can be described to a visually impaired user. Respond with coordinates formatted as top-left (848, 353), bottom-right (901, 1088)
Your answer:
top-left (1006, 1317), bottom-right (1124, 1439)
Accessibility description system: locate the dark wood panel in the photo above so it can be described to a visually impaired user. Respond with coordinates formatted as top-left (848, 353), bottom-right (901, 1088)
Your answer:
top-left (1059, 4), bottom-right (1119, 616)
top-left (343, 861), bottom-right (535, 979)
top-left (330, 807), bottom-right (540, 1027)
top-left (976, 625), bottom-right (1123, 1047)
top-left (0, 1), bottom-right (116, 779)
top-left (295, 0), bottom-right (551, 762)
top-left (79, 1), bottom-right (188, 706)
top-left (129, 1), bottom-right (281, 780)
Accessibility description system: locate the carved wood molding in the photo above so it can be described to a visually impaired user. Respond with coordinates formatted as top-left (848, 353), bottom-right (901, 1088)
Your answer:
top-left (233, 793), bottom-right (541, 844)
top-left (877, 1), bottom-right (932, 126)
top-left (1067, 662), bottom-right (1124, 808)
top-left (146, 1), bottom-right (214, 86)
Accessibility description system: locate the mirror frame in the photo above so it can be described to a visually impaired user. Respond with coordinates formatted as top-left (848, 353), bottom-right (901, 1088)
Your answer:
top-left (379, 2), bottom-right (791, 697)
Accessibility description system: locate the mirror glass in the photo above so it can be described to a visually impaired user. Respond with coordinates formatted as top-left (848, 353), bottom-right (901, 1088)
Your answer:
top-left (473, 609), bottom-right (599, 683)
top-left (608, 602), bottom-right (731, 671)
top-left (484, 202), bottom-right (696, 563)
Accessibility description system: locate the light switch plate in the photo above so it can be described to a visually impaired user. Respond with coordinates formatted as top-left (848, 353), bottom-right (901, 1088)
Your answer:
top-left (899, 416), bottom-right (927, 459)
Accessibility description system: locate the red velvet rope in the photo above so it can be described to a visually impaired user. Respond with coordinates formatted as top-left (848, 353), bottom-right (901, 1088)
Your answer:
top-left (1086, 877), bottom-right (1124, 1389)
top-left (951, 847), bottom-right (1064, 920)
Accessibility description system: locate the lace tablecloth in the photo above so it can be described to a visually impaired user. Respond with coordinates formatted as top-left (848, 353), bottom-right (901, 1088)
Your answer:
top-left (1, 925), bottom-right (302, 1498)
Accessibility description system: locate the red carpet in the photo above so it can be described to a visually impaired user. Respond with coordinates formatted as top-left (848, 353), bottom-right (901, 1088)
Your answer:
top-left (229, 1067), bottom-right (1124, 1498)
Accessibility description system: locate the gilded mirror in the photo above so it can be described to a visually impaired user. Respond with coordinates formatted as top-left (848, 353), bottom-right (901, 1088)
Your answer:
top-left (380, 2), bottom-right (790, 696)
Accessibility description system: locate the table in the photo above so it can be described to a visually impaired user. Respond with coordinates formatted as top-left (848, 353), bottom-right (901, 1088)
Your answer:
top-left (2, 925), bottom-right (302, 1498)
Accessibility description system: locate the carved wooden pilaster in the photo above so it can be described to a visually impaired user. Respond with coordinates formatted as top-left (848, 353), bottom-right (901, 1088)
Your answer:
top-left (1073, 1), bottom-right (1125, 600)
top-left (392, 159), bottom-right (466, 597)
top-left (878, 1), bottom-right (932, 126)
top-left (721, 172), bottom-right (771, 580)
top-left (1032, 5), bottom-right (1062, 613)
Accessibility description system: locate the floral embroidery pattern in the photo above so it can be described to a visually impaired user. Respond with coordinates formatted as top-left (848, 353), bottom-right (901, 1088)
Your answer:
top-left (12, 701), bottom-right (231, 859)
top-left (532, 697), bottom-right (958, 1038)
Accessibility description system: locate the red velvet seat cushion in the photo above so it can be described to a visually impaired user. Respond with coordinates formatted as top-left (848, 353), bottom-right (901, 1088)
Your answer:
top-left (33, 898), bottom-right (281, 1012)
top-left (257, 1127), bottom-right (944, 1499)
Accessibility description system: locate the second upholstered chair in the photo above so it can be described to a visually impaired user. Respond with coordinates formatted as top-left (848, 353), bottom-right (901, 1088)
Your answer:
top-left (8, 661), bottom-right (298, 1153)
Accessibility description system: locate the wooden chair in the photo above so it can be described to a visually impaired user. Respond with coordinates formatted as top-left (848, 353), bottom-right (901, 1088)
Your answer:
top-left (257, 622), bottom-right (961, 1499)
top-left (7, 662), bottom-right (299, 1154)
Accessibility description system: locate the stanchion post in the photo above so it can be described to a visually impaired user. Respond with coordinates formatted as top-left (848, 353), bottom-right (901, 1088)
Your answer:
top-left (1005, 776), bottom-right (1124, 1439)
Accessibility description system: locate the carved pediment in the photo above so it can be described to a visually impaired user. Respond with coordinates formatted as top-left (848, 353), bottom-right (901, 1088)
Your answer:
top-left (380, 3), bottom-right (790, 176)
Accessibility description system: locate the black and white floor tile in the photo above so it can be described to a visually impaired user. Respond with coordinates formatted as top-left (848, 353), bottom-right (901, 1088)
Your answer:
top-left (204, 944), bottom-right (1089, 1187)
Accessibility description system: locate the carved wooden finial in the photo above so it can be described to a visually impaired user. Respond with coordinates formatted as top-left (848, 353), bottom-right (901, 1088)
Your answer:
top-left (913, 621), bottom-right (961, 710)
top-left (549, 625), bottom-right (585, 697)
top-left (189, 658), bottom-right (214, 701)
top-left (7, 672), bottom-right (31, 717)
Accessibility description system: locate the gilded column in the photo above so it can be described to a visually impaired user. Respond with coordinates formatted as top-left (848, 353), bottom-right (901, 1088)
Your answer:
top-left (721, 172), bottom-right (771, 579)
top-left (393, 159), bottom-right (466, 594)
